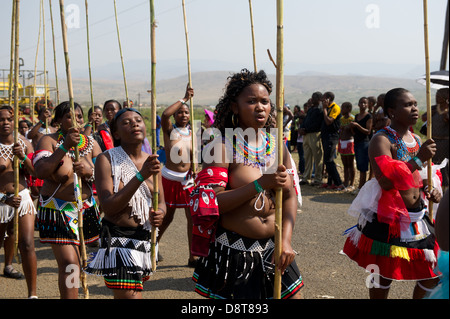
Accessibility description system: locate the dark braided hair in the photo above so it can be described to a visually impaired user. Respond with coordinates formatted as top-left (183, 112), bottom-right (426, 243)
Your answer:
top-left (213, 69), bottom-right (275, 135)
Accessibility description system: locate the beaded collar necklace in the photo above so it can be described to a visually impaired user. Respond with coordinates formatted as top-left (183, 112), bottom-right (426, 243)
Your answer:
top-left (379, 126), bottom-right (420, 162)
top-left (225, 130), bottom-right (276, 168)
top-left (172, 124), bottom-right (191, 141)
top-left (0, 138), bottom-right (26, 162)
top-left (56, 131), bottom-right (94, 160)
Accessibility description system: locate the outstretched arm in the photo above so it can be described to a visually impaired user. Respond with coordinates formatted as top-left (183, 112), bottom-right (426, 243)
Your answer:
top-left (161, 84), bottom-right (194, 133)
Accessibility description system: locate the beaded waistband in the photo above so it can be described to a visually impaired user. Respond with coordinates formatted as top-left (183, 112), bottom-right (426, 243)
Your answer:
top-left (39, 195), bottom-right (96, 212)
top-left (214, 227), bottom-right (274, 252)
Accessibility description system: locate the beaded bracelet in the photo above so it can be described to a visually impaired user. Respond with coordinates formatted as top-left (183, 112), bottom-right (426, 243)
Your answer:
top-left (59, 144), bottom-right (69, 153)
top-left (413, 156), bottom-right (424, 169)
top-left (136, 171), bottom-right (145, 182)
top-left (18, 156), bottom-right (27, 168)
top-left (253, 180), bottom-right (264, 193)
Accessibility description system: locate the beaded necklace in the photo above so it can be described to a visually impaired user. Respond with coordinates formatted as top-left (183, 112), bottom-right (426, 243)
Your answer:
top-left (378, 126), bottom-right (421, 162)
top-left (172, 124), bottom-right (191, 141)
top-left (0, 138), bottom-right (26, 162)
top-left (56, 131), bottom-right (94, 160)
top-left (225, 130), bottom-right (276, 168)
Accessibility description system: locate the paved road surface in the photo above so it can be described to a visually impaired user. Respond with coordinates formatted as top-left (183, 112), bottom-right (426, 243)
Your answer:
top-left (0, 184), bottom-right (417, 300)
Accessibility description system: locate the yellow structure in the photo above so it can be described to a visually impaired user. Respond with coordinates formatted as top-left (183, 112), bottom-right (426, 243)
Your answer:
top-left (0, 79), bottom-right (52, 117)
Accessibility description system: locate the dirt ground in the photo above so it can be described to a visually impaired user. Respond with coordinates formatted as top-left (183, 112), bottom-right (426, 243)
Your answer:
top-left (0, 179), bottom-right (420, 300)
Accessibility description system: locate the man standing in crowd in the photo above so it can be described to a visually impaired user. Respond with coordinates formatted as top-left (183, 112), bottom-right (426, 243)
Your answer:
top-left (320, 92), bottom-right (345, 190)
top-left (299, 92), bottom-right (323, 186)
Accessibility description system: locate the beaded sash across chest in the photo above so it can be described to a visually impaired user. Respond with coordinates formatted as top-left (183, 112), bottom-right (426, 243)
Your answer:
top-left (55, 131), bottom-right (94, 160)
top-left (0, 138), bottom-right (26, 162)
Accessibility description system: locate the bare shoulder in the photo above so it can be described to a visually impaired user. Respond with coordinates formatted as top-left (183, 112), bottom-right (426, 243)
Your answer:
top-left (369, 131), bottom-right (392, 158)
top-left (35, 133), bottom-right (57, 151)
top-left (202, 138), bottom-right (229, 169)
top-left (96, 151), bottom-right (111, 166)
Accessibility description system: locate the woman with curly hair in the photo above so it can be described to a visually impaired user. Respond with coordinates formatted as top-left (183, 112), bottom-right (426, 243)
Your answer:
top-left (213, 69), bottom-right (276, 135)
top-left (191, 69), bottom-right (303, 299)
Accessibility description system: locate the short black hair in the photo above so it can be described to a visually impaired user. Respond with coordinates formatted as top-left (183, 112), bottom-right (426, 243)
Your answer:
top-left (53, 101), bottom-right (83, 122)
top-left (88, 105), bottom-right (103, 117)
top-left (109, 108), bottom-right (143, 147)
top-left (103, 100), bottom-right (122, 111)
top-left (312, 91), bottom-right (323, 100)
top-left (323, 91), bottom-right (335, 102)
top-left (341, 101), bottom-right (352, 111)
top-left (383, 88), bottom-right (410, 118)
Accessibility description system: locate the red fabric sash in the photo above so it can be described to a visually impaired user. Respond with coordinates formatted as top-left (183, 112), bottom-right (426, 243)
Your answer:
top-left (190, 166), bottom-right (228, 257)
top-left (375, 155), bottom-right (422, 238)
top-left (194, 167), bottom-right (228, 187)
top-left (100, 130), bottom-right (114, 150)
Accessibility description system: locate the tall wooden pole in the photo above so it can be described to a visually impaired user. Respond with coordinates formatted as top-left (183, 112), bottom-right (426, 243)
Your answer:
top-left (85, 0), bottom-right (95, 129)
top-left (32, 0), bottom-right (43, 125)
top-left (42, 0), bottom-right (48, 129)
top-left (423, 0), bottom-right (434, 220)
top-left (8, 0), bottom-right (15, 108)
top-left (181, 0), bottom-right (196, 172)
top-left (149, 0), bottom-right (158, 272)
top-left (49, 0), bottom-right (60, 105)
top-left (13, 0), bottom-right (21, 264)
top-left (249, 0), bottom-right (257, 72)
top-left (113, 0), bottom-right (129, 108)
top-left (59, 0), bottom-right (89, 298)
top-left (274, 0), bottom-right (284, 299)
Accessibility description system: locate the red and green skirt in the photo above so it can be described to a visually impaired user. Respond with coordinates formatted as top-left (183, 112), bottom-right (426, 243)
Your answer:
top-left (343, 207), bottom-right (439, 281)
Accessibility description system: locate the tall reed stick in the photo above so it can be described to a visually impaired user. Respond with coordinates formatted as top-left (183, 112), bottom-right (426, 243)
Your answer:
top-left (13, 0), bottom-right (21, 264)
top-left (59, 0), bottom-right (89, 298)
top-left (248, 0), bottom-right (257, 72)
top-left (149, 0), bottom-right (158, 272)
top-left (181, 0), bottom-right (196, 172)
top-left (422, 0), bottom-right (433, 220)
top-left (42, 0), bottom-right (48, 129)
top-left (273, 0), bottom-right (284, 299)
top-left (8, 0), bottom-right (15, 108)
top-left (113, 0), bottom-right (129, 108)
top-left (49, 0), bottom-right (60, 105)
top-left (32, 0), bottom-right (43, 125)
top-left (85, 0), bottom-right (95, 129)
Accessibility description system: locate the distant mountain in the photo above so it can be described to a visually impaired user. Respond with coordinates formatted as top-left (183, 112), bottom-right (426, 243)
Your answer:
top-left (58, 70), bottom-right (430, 111)
top-left (71, 58), bottom-right (442, 81)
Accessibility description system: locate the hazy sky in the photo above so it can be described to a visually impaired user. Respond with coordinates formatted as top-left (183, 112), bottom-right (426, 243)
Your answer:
top-left (0, 0), bottom-right (448, 80)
